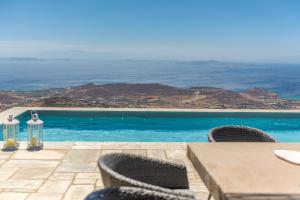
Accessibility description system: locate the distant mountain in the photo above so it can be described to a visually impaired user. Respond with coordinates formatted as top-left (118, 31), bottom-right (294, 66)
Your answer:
top-left (1, 83), bottom-right (298, 111)
top-left (241, 88), bottom-right (278, 98)
top-left (66, 83), bottom-right (191, 99)
top-left (0, 57), bottom-right (71, 61)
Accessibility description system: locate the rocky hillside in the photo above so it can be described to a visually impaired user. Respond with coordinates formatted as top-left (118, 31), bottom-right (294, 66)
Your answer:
top-left (1, 83), bottom-right (300, 111)
top-left (240, 88), bottom-right (278, 98)
top-left (62, 83), bottom-right (192, 100)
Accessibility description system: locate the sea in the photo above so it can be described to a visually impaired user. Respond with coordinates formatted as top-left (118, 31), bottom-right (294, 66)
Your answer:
top-left (0, 59), bottom-right (300, 99)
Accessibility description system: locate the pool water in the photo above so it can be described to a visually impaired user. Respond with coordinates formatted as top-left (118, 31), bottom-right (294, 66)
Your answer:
top-left (7, 111), bottom-right (300, 142)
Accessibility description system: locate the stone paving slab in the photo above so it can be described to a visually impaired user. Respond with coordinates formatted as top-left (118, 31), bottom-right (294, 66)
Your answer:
top-left (49, 173), bottom-right (75, 181)
top-left (12, 168), bottom-right (54, 179)
top-left (56, 162), bottom-right (97, 173)
top-left (38, 180), bottom-right (71, 194)
top-left (0, 151), bottom-right (14, 159)
top-left (0, 160), bottom-right (6, 165)
top-left (26, 193), bottom-right (63, 200)
top-left (44, 142), bottom-right (74, 150)
top-left (63, 185), bottom-right (94, 200)
top-left (0, 142), bottom-right (208, 200)
top-left (64, 150), bottom-right (101, 162)
top-left (72, 142), bottom-right (102, 149)
top-left (0, 192), bottom-right (29, 200)
top-left (0, 179), bottom-right (44, 189)
top-left (2, 160), bottom-right (60, 168)
top-left (147, 149), bottom-right (167, 160)
top-left (12, 150), bottom-right (66, 160)
top-left (0, 168), bottom-right (19, 181)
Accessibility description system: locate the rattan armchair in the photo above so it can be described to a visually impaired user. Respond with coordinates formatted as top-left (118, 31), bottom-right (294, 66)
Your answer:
top-left (98, 153), bottom-right (193, 198)
top-left (85, 187), bottom-right (195, 200)
top-left (206, 125), bottom-right (276, 200)
top-left (208, 125), bottom-right (276, 142)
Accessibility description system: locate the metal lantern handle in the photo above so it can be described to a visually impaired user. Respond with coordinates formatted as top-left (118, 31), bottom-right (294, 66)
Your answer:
top-left (8, 115), bottom-right (14, 122)
top-left (31, 110), bottom-right (39, 121)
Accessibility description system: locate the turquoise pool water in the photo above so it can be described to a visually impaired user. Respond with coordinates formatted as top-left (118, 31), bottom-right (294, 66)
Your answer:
top-left (7, 111), bottom-right (300, 142)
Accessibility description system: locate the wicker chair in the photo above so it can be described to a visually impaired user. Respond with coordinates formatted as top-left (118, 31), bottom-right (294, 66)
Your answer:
top-left (208, 125), bottom-right (276, 142)
top-left (85, 187), bottom-right (195, 200)
top-left (206, 125), bottom-right (276, 200)
top-left (98, 153), bottom-right (194, 198)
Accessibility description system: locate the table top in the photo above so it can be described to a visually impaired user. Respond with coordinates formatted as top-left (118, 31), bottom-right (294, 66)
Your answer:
top-left (187, 143), bottom-right (300, 200)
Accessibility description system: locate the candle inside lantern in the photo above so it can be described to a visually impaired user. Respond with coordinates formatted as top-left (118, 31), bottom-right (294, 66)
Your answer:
top-left (27, 113), bottom-right (43, 150)
top-left (31, 137), bottom-right (37, 146)
top-left (7, 138), bottom-right (16, 147)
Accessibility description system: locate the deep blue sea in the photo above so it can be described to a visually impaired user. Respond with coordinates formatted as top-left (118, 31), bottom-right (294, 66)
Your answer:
top-left (1, 59), bottom-right (300, 99)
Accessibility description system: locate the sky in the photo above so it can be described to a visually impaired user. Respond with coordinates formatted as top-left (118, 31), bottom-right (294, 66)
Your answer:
top-left (0, 0), bottom-right (300, 61)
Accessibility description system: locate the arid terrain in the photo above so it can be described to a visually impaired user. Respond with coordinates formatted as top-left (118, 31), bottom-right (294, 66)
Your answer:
top-left (1, 83), bottom-right (300, 111)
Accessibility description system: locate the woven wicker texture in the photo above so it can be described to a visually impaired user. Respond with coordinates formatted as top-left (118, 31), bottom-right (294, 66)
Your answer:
top-left (208, 125), bottom-right (276, 142)
top-left (98, 153), bottom-right (193, 198)
top-left (85, 187), bottom-right (195, 200)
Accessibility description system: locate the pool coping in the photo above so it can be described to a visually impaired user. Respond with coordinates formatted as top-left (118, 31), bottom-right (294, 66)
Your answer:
top-left (2, 106), bottom-right (300, 124)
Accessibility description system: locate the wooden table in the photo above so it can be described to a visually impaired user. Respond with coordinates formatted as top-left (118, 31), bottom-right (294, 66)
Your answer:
top-left (187, 143), bottom-right (300, 200)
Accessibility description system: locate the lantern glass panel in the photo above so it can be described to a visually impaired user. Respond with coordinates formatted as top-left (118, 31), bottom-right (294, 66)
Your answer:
top-left (27, 121), bottom-right (43, 149)
top-left (2, 120), bottom-right (19, 149)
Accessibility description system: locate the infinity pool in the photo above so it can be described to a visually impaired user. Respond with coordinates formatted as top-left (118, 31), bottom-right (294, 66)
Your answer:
top-left (9, 110), bottom-right (300, 142)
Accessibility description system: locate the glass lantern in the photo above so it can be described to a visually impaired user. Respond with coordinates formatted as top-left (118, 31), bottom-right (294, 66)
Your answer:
top-left (27, 112), bottom-right (43, 150)
top-left (2, 115), bottom-right (19, 150)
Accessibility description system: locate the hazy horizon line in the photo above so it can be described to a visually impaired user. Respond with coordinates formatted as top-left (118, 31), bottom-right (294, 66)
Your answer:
top-left (0, 56), bottom-right (300, 65)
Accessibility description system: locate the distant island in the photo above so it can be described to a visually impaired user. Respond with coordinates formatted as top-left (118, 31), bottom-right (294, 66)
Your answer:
top-left (1, 83), bottom-right (300, 111)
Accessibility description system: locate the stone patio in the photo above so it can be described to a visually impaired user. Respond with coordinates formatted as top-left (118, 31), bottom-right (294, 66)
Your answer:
top-left (0, 142), bottom-right (209, 200)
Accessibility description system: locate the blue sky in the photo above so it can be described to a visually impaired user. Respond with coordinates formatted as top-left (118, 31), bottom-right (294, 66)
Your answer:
top-left (0, 0), bottom-right (299, 61)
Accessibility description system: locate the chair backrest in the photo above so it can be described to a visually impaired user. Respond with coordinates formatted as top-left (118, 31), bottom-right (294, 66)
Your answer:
top-left (98, 153), bottom-right (192, 198)
top-left (99, 153), bottom-right (173, 183)
top-left (208, 126), bottom-right (276, 142)
top-left (85, 187), bottom-right (194, 200)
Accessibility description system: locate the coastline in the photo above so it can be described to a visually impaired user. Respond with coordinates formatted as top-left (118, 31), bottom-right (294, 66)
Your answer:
top-left (1, 83), bottom-right (300, 111)
top-left (2, 106), bottom-right (300, 124)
